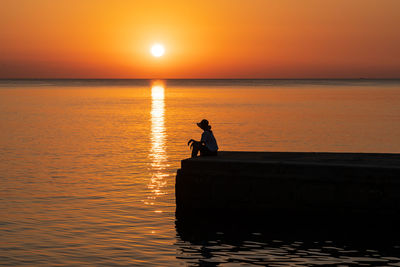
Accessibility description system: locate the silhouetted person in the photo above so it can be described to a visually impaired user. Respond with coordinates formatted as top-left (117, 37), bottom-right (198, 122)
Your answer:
top-left (188, 119), bottom-right (218, 158)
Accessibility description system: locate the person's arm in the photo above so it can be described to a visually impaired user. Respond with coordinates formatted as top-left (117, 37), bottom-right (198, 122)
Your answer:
top-left (187, 139), bottom-right (200, 146)
top-left (200, 132), bottom-right (208, 146)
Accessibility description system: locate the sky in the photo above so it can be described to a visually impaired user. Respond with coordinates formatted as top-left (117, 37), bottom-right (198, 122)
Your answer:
top-left (1, 0), bottom-right (399, 79)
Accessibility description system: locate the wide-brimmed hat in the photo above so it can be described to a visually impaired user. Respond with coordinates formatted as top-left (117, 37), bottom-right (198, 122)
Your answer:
top-left (197, 119), bottom-right (211, 130)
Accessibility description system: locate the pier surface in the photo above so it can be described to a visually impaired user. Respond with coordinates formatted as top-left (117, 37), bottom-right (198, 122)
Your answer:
top-left (176, 151), bottom-right (400, 219)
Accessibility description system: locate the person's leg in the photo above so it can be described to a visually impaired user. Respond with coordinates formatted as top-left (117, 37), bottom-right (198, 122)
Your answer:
top-left (199, 145), bottom-right (208, 156)
top-left (191, 141), bottom-right (200, 158)
top-left (199, 146), bottom-right (218, 156)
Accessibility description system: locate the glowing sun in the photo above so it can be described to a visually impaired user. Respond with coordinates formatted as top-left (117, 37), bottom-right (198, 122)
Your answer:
top-left (151, 43), bottom-right (165, 57)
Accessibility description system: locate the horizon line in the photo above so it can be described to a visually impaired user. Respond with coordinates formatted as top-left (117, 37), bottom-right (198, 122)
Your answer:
top-left (1, 78), bottom-right (400, 81)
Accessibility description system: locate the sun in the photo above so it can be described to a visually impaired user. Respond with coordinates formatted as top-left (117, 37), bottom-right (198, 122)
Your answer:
top-left (151, 43), bottom-right (165, 57)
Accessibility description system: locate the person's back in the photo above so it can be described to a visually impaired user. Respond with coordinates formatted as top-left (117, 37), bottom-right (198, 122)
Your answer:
top-left (201, 130), bottom-right (218, 152)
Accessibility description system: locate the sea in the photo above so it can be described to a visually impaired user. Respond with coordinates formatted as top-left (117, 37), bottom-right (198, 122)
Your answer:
top-left (1, 79), bottom-right (400, 266)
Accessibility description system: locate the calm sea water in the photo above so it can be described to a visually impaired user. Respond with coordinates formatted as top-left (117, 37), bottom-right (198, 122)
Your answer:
top-left (1, 79), bottom-right (400, 266)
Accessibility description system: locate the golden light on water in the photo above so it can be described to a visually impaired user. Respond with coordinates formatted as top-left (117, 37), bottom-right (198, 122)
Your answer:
top-left (147, 82), bottom-right (168, 211)
top-left (151, 85), bottom-right (165, 100)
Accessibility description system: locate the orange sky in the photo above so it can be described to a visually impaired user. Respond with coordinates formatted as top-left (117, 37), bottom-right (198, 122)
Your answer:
top-left (1, 0), bottom-right (399, 79)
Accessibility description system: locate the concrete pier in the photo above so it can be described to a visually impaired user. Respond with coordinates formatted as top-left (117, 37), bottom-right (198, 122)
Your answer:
top-left (175, 151), bottom-right (400, 219)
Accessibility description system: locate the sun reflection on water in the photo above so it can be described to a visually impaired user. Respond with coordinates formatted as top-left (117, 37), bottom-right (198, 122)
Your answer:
top-left (151, 85), bottom-right (165, 100)
top-left (148, 82), bottom-right (168, 208)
